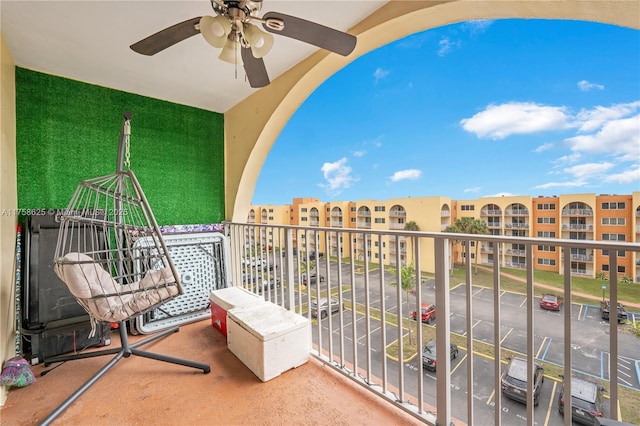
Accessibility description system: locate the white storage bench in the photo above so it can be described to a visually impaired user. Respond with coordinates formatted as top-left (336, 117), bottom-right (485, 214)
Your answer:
top-left (227, 302), bottom-right (310, 382)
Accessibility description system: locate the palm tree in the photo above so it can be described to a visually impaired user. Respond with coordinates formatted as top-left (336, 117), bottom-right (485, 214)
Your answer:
top-left (403, 221), bottom-right (420, 267)
top-left (445, 217), bottom-right (489, 274)
top-left (391, 262), bottom-right (417, 345)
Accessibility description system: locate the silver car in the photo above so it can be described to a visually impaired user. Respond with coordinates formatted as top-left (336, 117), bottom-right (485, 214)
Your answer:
top-left (310, 298), bottom-right (341, 319)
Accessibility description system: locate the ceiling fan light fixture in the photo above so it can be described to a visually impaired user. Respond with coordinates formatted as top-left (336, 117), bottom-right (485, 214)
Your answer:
top-left (243, 23), bottom-right (274, 58)
top-left (200, 15), bottom-right (231, 48)
top-left (218, 37), bottom-right (240, 64)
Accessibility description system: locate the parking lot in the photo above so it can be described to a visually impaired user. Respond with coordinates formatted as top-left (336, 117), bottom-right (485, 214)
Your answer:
top-left (301, 259), bottom-right (640, 425)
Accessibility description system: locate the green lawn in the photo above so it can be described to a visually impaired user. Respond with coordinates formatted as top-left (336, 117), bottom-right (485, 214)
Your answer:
top-left (450, 265), bottom-right (639, 306)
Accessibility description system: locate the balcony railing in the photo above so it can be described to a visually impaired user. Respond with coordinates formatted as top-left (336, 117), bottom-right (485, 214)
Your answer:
top-left (505, 209), bottom-right (529, 216)
top-left (225, 222), bottom-right (639, 426)
top-left (389, 210), bottom-right (407, 217)
top-left (562, 224), bottom-right (594, 231)
top-left (562, 209), bottom-right (593, 216)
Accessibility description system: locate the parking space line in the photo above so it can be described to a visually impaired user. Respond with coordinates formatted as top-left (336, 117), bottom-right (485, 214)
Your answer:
top-left (581, 305), bottom-right (590, 321)
top-left (536, 336), bottom-right (548, 358)
top-left (577, 304), bottom-right (584, 321)
top-left (543, 380), bottom-right (557, 426)
top-left (486, 388), bottom-right (495, 406)
top-left (463, 319), bottom-right (482, 336)
top-left (601, 351), bottom-right (607, 379)
top-left (540, 338), bottom-right (552, 360)
top-left (500, 328), bottom-right (513, 345)
top-left (473, 287), bottom-right (484, 297)
top-left (519, 297), bottom-right (527, 308)
top-left (451, 353), bottom-right (467, 375)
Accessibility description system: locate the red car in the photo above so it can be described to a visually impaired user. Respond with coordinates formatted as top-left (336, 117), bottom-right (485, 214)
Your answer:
top-left (412, 303), bottom-right (436, 324)
top-left (539, 294), bottom-right (562, 311)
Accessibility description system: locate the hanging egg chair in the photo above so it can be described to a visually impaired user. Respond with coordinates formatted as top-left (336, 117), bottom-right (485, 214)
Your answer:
top-left (40, 112), bottom-right (210, 426)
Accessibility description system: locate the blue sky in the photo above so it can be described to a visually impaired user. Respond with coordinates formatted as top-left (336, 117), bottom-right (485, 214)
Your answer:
top-left (252, 19), bottom-right (640, 206)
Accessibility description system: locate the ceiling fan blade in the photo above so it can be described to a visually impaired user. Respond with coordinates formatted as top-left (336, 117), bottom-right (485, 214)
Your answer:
top-left (130, 17), bottom-right (202, 56)
top-left (261, 12), bottom-right (356, 56)
top-left (242, 47), bottom-right (270, 88)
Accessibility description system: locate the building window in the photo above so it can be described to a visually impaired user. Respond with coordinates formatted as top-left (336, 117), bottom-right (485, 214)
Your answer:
top-left (618, 266), bottom-right (626, 273)
top-left (537, 258), bottom-right (556, 266)
top-left (537, 245), bottom-right (556, 252)
top-left (461, 205), bottom-right (475, 211)
top-left (601, 249), bottom-right (626, 257)
top-left (374, 206), bottom-right (386, 212)
top-left (350, 217), bottom-right (356, 223)
top-left (268, 216), bottom-right (274, 221)
top-left (602, 202), bottom-right (626, 210)
top-left (601, 234), bottom-right (625, 241)
top-left (537, 231), bottom-right (556, 238)
top-left (301, 208), bottom-right (307, 213)
top-left (602, 264), bottom-right (609, 271)
top-left (350, 207), bottom-right (356, 212)
top-left (537, 217), bottom-right (556, 224)
top-left (374, 218), bottom-right (385, 224)
top-left (537, 203), bottom-right (556, 210)
top-left (602, 217), bottom-right (625, 225)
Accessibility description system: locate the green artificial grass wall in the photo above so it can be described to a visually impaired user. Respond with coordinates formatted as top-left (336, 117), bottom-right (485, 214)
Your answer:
top-left (16, 68), bottom-right (224, 225)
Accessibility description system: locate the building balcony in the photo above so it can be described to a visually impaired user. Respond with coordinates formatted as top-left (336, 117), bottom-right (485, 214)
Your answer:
top-left (562, 209), bottom-right (593, 216)
top-left (561, 224), bottom-right (594, 231)
top-left (441, 210), bottom-right (451, 217)
top-left (7, 222), bottom-right (638, 426)
top-left (504, 223), bottom-right (529, 229)
top-left (480, 209), bottom-right (502, 216)
top-left (330, 221), bottom-right (343, 228)
top-left (389, 222), bottom-right (406, 230)
top-left (504, 209), bottom-right (529, 216)
top-left (389, 210), bottom-right (407, 217)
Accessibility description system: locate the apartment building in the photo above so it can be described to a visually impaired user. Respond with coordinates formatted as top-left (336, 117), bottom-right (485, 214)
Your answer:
top-left (249, 192), bottom-right (640, 283)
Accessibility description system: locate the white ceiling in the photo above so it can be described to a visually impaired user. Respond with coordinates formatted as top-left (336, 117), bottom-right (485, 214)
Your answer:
top-left (1, 1), bottom-right (386, 113)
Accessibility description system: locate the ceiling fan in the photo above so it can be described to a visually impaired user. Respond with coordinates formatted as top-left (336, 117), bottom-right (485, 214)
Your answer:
top-left (130, 0), bottom-right (357, 88)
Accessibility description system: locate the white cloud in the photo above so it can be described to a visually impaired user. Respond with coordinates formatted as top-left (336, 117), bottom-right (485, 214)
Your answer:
top-left (534, 143), bottom-right (553, 153)
top-left (319, 158), bottom-right (356, 196)
top-left (572, 102), bottom-right (640, 132)
top-left (373, 68), bottom-right (389, 83)
top-left (533, 181), bottom-right (588, 189)
top-left (353, 150), bottom-right (366, 157)
top-left (577, 80), bottom-right (605, 92)
top-left (462, 20), bottom-right (494, 37)
top-left (603, 165), bottom-right (640, 184)
top-left (482, 192), bottom-right (514, 197)
top-left (438, 37), bottom-right (460, 57)
top-left (552, 152), bottom-right (582, 166)
top-left (389, 169), bottom-right (422, 182)
top-left (563, 162), bottom-right (614, 179)
top-left (565, 114), bottom-right (640, 160)
top-left (464, 186), bottom-right (482, 193)
top-left (460, 102), bottom-right (569, 139)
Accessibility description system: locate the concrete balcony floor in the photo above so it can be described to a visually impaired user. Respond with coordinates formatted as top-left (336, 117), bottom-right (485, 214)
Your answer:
top-left (1, 320), bottom-right (423, 426)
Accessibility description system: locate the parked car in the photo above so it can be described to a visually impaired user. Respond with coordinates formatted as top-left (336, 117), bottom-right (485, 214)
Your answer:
top-left (600, 300), bottom-right (628, 322)
top-left (421, 339), bottom-right (458, 371)
top-left (310, 298), bottom-right (341, 319)
top-left (558, 375), bottom-right (606, 425)
top-left (302, 273), bottom-right (325, 285)
top-left (412, 303), bottom-right (436, 324)
top-left (308, 251), bottom-right (324, 260)
top-left (539, 293), bottom-right (562, 311)
top-left (501, 357), bottom-right (545, 406)
top-left (257, 279), bottom-right (280, 293)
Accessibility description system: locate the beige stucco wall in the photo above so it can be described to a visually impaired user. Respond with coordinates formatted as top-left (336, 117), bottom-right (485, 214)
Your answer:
top-left (0, 33), bottom-right (18, 406)
top-left (224, 0), bottom-right (640, 222)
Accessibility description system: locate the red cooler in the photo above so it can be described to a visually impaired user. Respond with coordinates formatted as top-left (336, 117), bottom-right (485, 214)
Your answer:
top-left (209, 287), bottom-right (264, 336)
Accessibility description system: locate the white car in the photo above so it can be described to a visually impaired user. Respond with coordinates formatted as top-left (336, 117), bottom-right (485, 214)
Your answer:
top-left (310, 298), bottom-right (341, 319)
